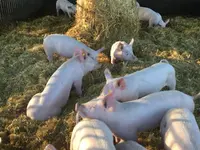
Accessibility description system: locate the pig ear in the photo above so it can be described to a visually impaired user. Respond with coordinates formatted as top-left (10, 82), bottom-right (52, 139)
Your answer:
top-left (116, 78), bottom-right (126, 90)
top-left (104, 68), bottom-right (113, 81)
top-left (74, 48), bottom-right (84, 62)
top-left (103, 91), bottom-right (116, 111)
top-left (129, 38), bottom-right (134, 46)
top-left (97, 47), bottom-right (105, 53)
top-left (117, 42), bottom-right (123, 51)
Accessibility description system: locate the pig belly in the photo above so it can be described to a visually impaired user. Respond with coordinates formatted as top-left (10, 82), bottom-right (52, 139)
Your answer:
top-left (55, 42), bottom-right (74, 57)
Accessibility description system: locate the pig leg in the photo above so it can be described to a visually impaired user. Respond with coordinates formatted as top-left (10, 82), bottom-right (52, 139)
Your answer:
top-left (114, 136), bottom-right (124, 144)
top-left (56, 5), bottom-right (60, 16)
top-left (56, 9), bottom-right (60, 16)
top-left (148, 19), bottom-right (154, 28)
top-left (47, 55), bottom-right (53, 62)
top-left (66, 9), bottom-right (72, 18)
top-left (43, 47), bottom-right (53, 61)
top-left (166, 73), bottom-right (176, 90)
top-left (74, 80), bottom-right (83, 97)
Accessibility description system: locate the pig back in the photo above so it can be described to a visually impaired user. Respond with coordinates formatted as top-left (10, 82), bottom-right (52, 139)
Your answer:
top-left (115, 141), bottom-right (146, 150)
top-left (160, 108), bottom-right (200, 150)
top-left (70, 119), bottom-right (115, 150)
top-left (42, 59), bottom-right (82, 106)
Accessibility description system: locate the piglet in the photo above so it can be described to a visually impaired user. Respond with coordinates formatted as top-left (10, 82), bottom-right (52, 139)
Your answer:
top-left (137, 5), bottom-right (170, 28)
top-left (56, 0), bottom-right (76, 18)
top-left (70, 119), bottom-right (116, 150)
top-left (26, 49), bottom-right (101, 121)
top-left (160, 108), bottom-right (200, 150)
top-left (76, 89), bottom-right (199, 141)
top-left (110, 38), bottom-right (138, 64)
top-left (101, 59), bottom-right (176, 102)
top-left (43, 34), bottom-right (105, 61)
top-left (115, 141), bottom-right (146, 150)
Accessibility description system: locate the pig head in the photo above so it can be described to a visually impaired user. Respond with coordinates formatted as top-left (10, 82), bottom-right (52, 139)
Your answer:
top-left (110, 38), bottom-right (138, 64)
top-left (156, 13), bottom-right (170, 28)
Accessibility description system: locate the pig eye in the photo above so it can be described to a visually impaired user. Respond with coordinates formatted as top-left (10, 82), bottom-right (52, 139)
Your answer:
top-left (87, 53), bottom-right (90, 56)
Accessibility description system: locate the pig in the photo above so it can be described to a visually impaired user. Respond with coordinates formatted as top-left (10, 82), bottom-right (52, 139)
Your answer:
top-left (115, 141), bottom-right (146, 150)
top-left (110, 38), bottom-right (138, 64)
top-left (160, 108), bottom-right (200, 150)
top-left (76, 89), bottom-right (200, 142)
top-left (70, 119), bottom-right (116, 150)
top-left (101, 59), bottom-right (176, 102)
top-left (43, 34), bottom-right (105, 61)
top-left (56, 0), bottom-right (76, 18)
top-left (137, 6), bottom-right (170, 28)
top-left (26, 49), bottom-right (101, 121)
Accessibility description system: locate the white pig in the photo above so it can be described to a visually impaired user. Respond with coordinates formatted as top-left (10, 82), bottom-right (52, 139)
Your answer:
top-left (76, 89), bottom-right (199, 141)
top-left (115, 141), bottom-right (146, 150)
top-left (160, 108), bottom-right (200, 150)
top-left (43, 34), bottom-right (105, 61)
top-left (138, 6), bottom-right (170, 28)
top-left (56, 0), bottom-right (76, 18)
top-left (110, 38), bottom-right (138, 64)
top-left (101, 59), bottom-right (176, 102)
top-left (26, 49), bottom-right (101, 121)
top-left (70, 119), bottom-right (116, 150)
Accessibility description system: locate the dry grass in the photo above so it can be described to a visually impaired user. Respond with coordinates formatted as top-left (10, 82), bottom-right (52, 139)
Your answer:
top-left (0, 14), bottom-right (200, 150)
top-left (66, 0), bottom-right (139, 55)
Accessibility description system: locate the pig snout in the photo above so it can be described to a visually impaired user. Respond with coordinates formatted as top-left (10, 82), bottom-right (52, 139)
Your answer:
top-left (131, 55), bottom-right (138, 62)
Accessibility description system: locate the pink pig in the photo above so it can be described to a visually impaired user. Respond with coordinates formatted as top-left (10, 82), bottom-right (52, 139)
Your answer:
top-left (27, 49), bottom-right (101, 121)
top-left (76, 88), bottom-right (199, 141)
top-left (101, 59), bottom-right (176, 102)
top-left (110, 38), bottom-right (138, 64)
top-left (43, 34), bottom-right (105, 61)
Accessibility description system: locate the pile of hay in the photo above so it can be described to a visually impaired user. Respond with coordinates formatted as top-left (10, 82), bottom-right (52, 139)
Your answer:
top-left (66, 0), bottom-right (140, 53)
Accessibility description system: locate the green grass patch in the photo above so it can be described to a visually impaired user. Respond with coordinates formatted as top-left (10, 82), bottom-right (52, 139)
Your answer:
top-left (0, 15), bottom-right (200, 150)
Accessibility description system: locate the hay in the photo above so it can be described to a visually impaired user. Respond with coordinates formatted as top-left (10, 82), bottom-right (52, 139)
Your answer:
top-left (1, 15), bottom-right (200, 150)
top-left (66, 0), bottom-right (140, 52)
